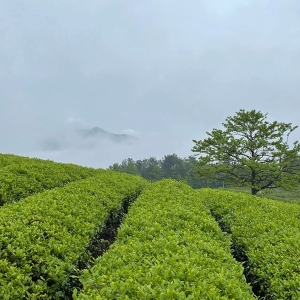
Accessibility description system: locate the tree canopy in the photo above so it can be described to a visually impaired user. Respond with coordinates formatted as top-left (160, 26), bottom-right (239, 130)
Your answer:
top-left (108, 154), bottom-right (224, 188)
top-left (192, 109), bottom-right (300, 195)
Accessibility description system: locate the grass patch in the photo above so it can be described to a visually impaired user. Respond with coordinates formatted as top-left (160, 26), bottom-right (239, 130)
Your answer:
top-left (220, 185), bottom-right (300, 204)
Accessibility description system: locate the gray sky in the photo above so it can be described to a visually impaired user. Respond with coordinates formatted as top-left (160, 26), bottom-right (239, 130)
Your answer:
top-left (1, 0), bottom-right (300, 167)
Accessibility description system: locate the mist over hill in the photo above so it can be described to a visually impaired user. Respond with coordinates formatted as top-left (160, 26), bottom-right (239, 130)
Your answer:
top-left (39, 127), bottom-right (138, 151)
top-left (77, 127), bottom-right (138, 143)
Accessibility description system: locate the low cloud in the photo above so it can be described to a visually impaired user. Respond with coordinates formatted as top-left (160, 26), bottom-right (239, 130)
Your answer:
top-left (121, 128), bottom-right (139, 136)
top-left (27, 131), bottom-right (194, 168)
top-left (1, 1), bottom-right (299, 167)
top-left (65, 117), bottom-right (89, 128)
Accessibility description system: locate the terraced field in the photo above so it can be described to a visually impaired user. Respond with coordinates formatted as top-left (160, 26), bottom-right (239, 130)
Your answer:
top-left (1, 154), bottom-right (299, 299)
top-left (201, 189), bottom-right (300, 299)
top-left (75, 180), bottom-right (254, 299)
top-left (0, 154), bottom-right (103, 205)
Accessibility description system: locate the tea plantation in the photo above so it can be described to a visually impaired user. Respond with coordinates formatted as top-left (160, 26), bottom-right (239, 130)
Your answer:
top-left (1, 154), bottom-right (299, 299)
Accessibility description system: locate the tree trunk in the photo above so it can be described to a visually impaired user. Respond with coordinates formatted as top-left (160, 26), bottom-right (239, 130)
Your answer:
top-left (251, 187), bottom-right (259, 195)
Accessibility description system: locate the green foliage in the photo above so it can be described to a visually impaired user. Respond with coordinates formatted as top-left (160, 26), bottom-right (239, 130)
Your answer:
top-left (202, 188), bottom-right (300, 298)
top-left (0, 171), bottom-right (147, 299)
top-left (224, 184), bottom-right (300, 203)
top-left (0, 153), bottom-right (31, 168)
top-left (192, 109), bottom-right (300, 195)
top-left (109, 157), bottom-right (163, 180)
top-left (108, 154), bottom-right (222, 188)
top-left (75, 180), bottom-right (254, 299)
top-left (0, 154), bottom-right (102, 204)
top-left (120, 158), bottom-right (140, 175)
top-left (160, 154), bottom-right (186, 180)
top-left (136, 157), bottom-right (163, 181)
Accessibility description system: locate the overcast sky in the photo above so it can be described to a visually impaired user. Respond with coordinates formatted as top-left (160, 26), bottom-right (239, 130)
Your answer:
top-left (1, 0), bottom-right (300, 167)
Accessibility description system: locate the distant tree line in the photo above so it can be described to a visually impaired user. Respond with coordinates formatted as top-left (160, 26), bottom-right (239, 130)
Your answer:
top-left (108, 154), bottom-right (225, 189)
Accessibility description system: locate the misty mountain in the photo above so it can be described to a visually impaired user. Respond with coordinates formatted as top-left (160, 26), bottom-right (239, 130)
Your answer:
top-left (77, 127), bottom-right (138, 142)
top-left (39, 127), bottom-right (138, 151)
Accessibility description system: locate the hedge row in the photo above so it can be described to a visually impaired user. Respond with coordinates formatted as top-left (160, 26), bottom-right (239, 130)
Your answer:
top-left (201, 189), bottom-right (300, 299)
top-left (0, 154), bottom-right (102, 205)
top-left (75, 180), bottom-right (255, 299)
top-left (0, 171), bottom-right (147, 299)
top-left (0, 153), bottom-right (29, 168)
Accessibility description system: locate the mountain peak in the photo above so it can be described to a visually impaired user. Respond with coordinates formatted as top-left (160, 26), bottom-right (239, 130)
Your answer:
top-left (90, 127), bottom-right (106, 134)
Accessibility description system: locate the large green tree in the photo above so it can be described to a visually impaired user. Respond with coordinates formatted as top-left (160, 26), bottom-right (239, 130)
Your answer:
top-left (192, 109), bottom-right (300, 195)
top-left (161, 154), bottom-right (187, 180)
top-left (136, 157), bottom-right (163, 181)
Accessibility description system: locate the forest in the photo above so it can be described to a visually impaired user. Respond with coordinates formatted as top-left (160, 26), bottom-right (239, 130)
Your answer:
top-left (108, 154), bottom-right (225, 189)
